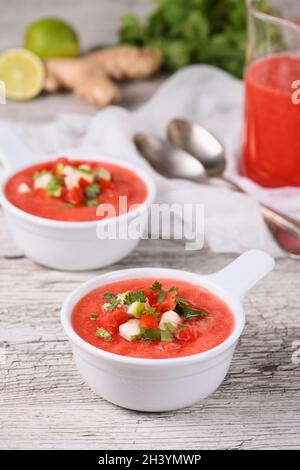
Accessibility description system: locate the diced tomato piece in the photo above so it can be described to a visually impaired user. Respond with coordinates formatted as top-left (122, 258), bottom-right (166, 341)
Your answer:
top-left (176, 325), bottom-right (198, 342)
top-left (60, 187), bottom-right (67, 199)
top-left (57, 157), bottom-right (69, 166)
top-left (144, 288), bottom-right (177, 313)
top-left (35, 188), bottom-right (47, 198)
top-left (97, 308), bottom-right (128, 334)
top-left (140, 314), bottom-right (159, 330)
top-left (144, 288), bottom-right (158, 305)
top-left (153, 291), bottom-right (177, 313)
top-left (78, 177), bottom-right (91, 189)
top-left (99, 179), bottom-right (114, 190)
top-left (64, 187), bottom-right (84, 206)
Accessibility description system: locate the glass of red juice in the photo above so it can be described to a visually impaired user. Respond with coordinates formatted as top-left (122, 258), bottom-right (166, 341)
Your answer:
top-left (243, 1), bottom-right (300, 187)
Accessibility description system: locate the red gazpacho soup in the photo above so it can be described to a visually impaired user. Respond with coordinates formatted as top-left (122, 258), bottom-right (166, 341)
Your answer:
top-left (5, 157), bottom-right (148, 222)
top-left (72, 278), bottom-right (235, 359)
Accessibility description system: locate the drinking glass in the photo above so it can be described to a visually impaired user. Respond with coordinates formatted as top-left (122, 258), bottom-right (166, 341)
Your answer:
top-left (243, 0), bottom-right (300, 187)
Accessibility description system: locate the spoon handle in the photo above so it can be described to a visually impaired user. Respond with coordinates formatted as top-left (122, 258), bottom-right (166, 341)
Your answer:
top-left (218, 175), bottom-right (300, 256)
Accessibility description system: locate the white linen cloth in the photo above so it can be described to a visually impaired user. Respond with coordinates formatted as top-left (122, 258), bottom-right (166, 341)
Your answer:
top-left (3, 64), bottom-right (299, 257)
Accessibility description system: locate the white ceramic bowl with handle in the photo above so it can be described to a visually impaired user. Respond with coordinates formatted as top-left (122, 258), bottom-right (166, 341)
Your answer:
top-left (61, 249), bottom-right (274, 411)
top-left (0, 128), bottom-right (155, 271)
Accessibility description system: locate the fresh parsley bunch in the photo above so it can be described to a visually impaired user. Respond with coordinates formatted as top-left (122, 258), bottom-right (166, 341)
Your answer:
top-left (119, 0), bottom-right (272, 78)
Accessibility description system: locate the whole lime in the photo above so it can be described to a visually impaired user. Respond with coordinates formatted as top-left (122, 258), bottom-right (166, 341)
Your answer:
top-left (24, 17), bottom-right (80, 59)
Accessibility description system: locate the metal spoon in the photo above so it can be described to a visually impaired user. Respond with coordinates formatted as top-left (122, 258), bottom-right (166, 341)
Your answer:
top-left (134, 133), bottom-right (207, 182)
top-left (167, 118), bottom-right (300, 256)
top-left (134, 130), bottom-right (300, 256)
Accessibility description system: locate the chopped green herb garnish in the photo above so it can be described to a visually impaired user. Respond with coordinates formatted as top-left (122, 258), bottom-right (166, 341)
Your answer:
top-left (168, 286), bottom-right (179, 292)
top-left (157, 291), bottom-right (167, 303)
top-left (139, 327), bottom-right (161, 341)
top-left (182, 306), bottom-right (209, 319)
top-left (77, 167), bottom-right (93, 175)
top-left (175, 301), bottom-right (208, 320)
top-left (160, 329), bottom-right (173, 342)
top-left (130, 334), bottom-right (141, 341)
top-left (174, 295), bottom-right (208, 319)
top-left (90, 314), bottom-right (99, 320)
top-left (46, 176), bottom-right (64, 197)
top-left (123, 291), bottom-right (146, 305)
top-left (85, 182), bottom-right (100, 199)
top-left (164, 322), bottom-right (177, 333)
top-left (59, 203), bottom-right (75, 209)
top-left (95, 327), bottom-right (112, 341)
top-left (175, 295), bottom-right (189, 306)
top-left (103, 293), bottom-right (120, 310)
top-left (32, 169), bottom-right (49, 180)
top-left (84, 199), bottom-right (99, 207)
top-left (178, 324), bottom-right (187, 331)
top-left (145, 307), bottom-right (159, 318)
top-left (151, 282), bottom-right (178, 303)
top-left (151, 281), bottom-right (162, 291)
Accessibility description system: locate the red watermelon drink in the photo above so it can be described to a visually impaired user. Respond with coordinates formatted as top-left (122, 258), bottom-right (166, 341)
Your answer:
top-left (242, 54), bottom-right (300, 187)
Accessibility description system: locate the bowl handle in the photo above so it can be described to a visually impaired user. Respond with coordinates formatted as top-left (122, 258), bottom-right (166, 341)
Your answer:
top-left (208, 249), bottom-right (275, 301)
top-left (0, 127), bottom-right (36, 175)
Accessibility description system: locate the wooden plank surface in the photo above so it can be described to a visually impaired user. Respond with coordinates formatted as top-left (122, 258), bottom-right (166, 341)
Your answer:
top-left (1, 209), bottom-right (300, 450)
top-left (1, 0), bottom-right (300, 451)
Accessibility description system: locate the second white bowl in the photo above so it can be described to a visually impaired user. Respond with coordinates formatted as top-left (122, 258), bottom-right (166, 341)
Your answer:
top-left (0, 128), bottom-right (155, 270)
top-left (61, 250), bottom-right (274, 411)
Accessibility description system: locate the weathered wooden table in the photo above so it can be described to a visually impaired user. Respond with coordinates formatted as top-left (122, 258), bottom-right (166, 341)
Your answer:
top-left (1, 80), bottom-right (300, 450)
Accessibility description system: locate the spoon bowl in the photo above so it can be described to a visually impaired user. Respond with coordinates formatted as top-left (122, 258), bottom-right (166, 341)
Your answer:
top-left (134, 133), bottom-right (207, 182)
top-left (167, 118), bottom-right (226, 177)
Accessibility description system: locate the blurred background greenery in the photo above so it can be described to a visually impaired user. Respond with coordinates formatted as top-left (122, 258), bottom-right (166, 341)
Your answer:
top-left (1, 0), bottom-right (283, 79)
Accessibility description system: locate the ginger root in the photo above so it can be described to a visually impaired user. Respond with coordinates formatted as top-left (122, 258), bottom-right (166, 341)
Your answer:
top-left (44, 45), bottom-right (163, 108)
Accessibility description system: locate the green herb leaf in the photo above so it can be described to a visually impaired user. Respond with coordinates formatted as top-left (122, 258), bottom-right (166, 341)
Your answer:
top-left (95, 327), bottom-right (112, 341)
top-left (85, 182), bottom-right (100, 199)
top-left (90, 314), bottom-right (99, 320)
top-left (175, 300), bottom-right (208, 320)
top-left (59, 203), bottom-right (75, 209)
top-left (32, 169), bottom-right (49, 180)
top-left (168, 286), bottom-right (179, 292)
top-left (145, 307), bottom-right (159, 318)
top-left (139, 327), bottom-right (161, 341)
top-left (151, 281), bottom-right (162, 291)
top-left (157, 291), bottom-right (167, 303)
top-left (123, 291), bottom-right (146, 305)
top-left (175, 295), bottom-right (189, 306)
top-left (160, 329), bottom-right (173, 342)
top-left (130, 334), bottom-right (141, 341)
top-left (181, 306), bottom-right (209, 319)
top-left (77, 166), bottom-right (93, 175)
top-left (103, 293), bottom-right (120, 310)
top-left (84, 199), bottom-right (99, 207)
top-left (164, 322), bottom-right (177, 333)
top-left (46, 176), bottom-right (63, 197)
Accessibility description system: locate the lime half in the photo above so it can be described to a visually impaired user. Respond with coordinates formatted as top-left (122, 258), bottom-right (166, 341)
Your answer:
top-left (0, 48), bottom-right (45, 101)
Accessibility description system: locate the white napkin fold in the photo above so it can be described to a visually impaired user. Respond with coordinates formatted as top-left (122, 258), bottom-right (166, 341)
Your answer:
top-left (3, 64), bottom-right (298, 257)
